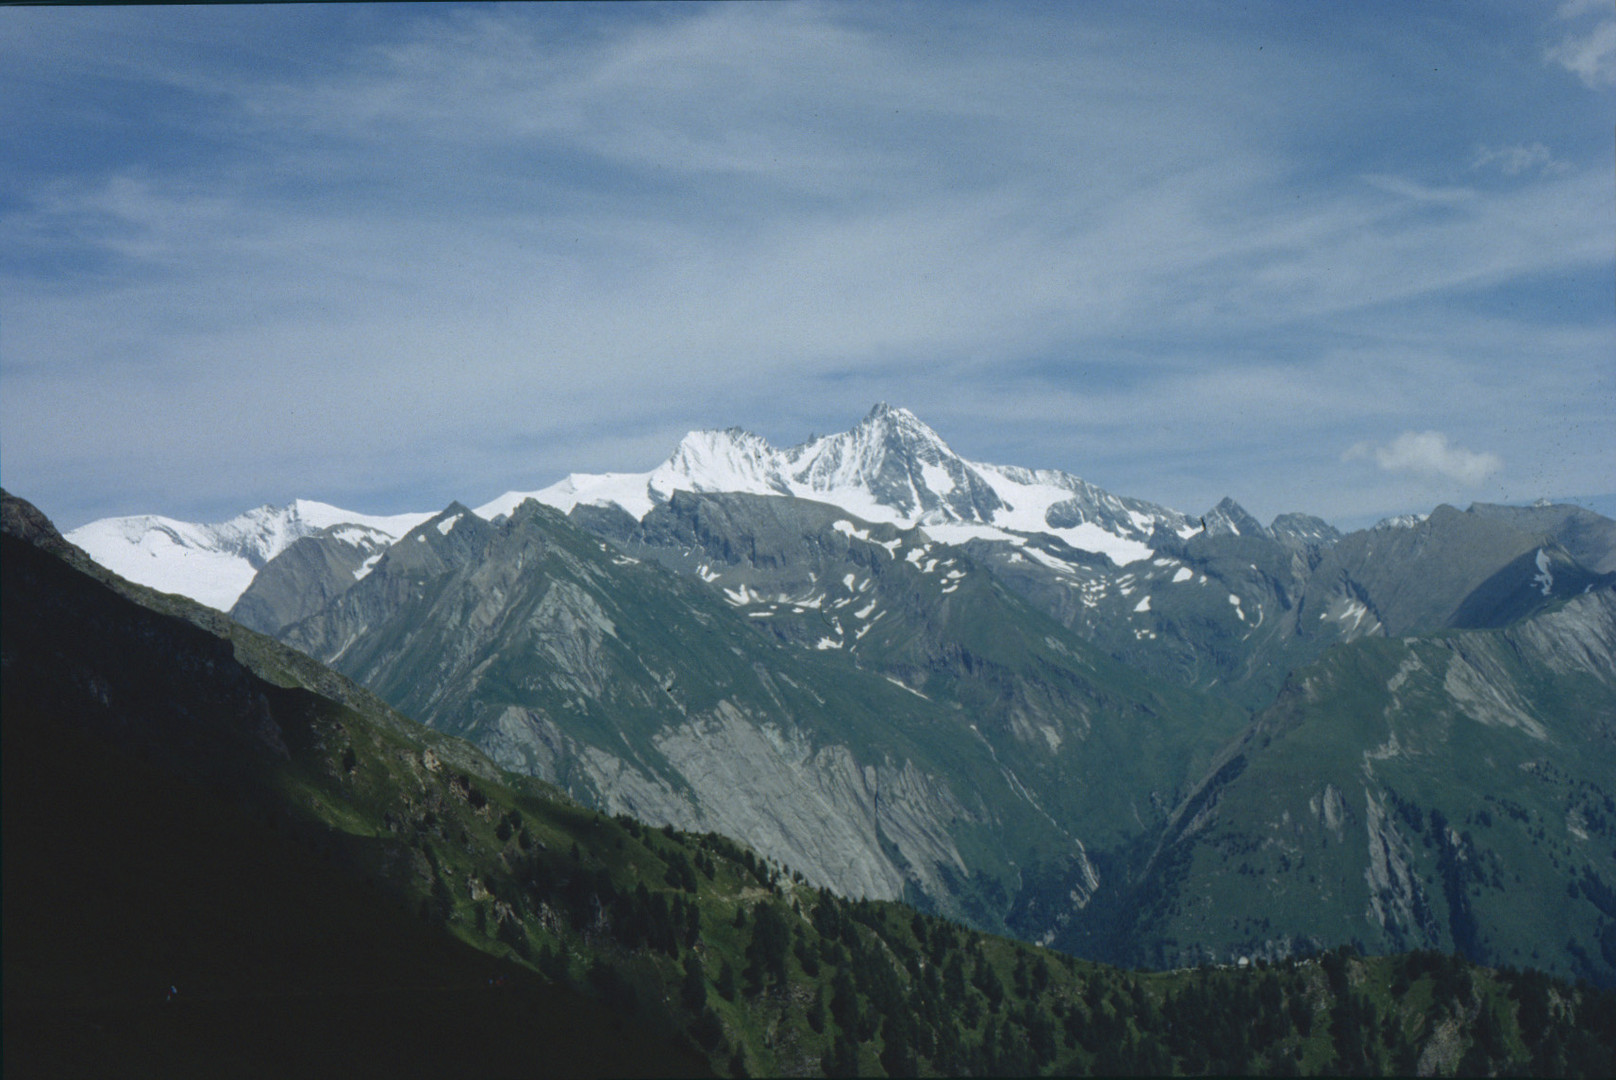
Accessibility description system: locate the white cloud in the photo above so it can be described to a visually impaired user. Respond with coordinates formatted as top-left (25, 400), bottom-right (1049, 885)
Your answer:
top-left (1344, 432), bottom-right (1503, 487)
top-left (1545, 18), bottom-right (1616, 88)
top-left (1470, 143), bottom-right (1569, 177)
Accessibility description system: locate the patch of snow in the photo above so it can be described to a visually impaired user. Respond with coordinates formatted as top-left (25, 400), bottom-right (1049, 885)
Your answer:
top-left (353, 552), bottom-right (385, 581)
top-left (1134, 595), bottom-right (1152, 613)
top-left (723, 584), bottom-right (760, 606)
top-left (477, 471), bottom-right (658, 521)
top-left (436, 513), bottom-right (464, 535)
top-left (1533, 548), bottom-right (1554, 596)
top-left (885, 675), bottom-right (931, 700)
top-left (329, 526), bottom-right (383, 546)
top-left (1045, 522), bottom-right (1152, 566)
top-left (1023, 547), bottom-right (1077, 573)
top-left (832, 519), bottom-right (872, 542)
top-left (1372, 512), bottom-right (1429, 531)
top-left (919, 461), bottom-right (956, 496)
top-left (815, 637), bottom-right (843, 650)
top-left (1172, 566), bottom-right (1194, 583)
top-left (920, 522), bottom-right (1024, 546)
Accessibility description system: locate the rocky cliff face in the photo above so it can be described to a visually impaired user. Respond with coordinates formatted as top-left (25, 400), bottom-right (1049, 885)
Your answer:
top-left (570, 490), bottom-right (1250, 855)
top-left (259, 482), bottom-right (1616, 963)
top-left (277, 497), bottom-right (1105, 925)
top-left (230, 526), bottom-right (396, 635)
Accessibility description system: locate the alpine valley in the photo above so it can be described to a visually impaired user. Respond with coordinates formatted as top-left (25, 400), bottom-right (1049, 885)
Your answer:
top-left (26, 404), bottom-right (1616, 1073)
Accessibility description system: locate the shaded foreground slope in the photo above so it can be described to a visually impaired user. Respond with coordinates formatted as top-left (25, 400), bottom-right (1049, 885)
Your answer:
top-left (7, 488), bottom-right (1616, 1077)
top-left (2, 492), bottom-right (707, 1078)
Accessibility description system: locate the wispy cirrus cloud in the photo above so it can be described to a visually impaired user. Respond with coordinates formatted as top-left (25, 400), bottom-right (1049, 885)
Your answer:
top-left (1, 3), bottom-right (1611, 530)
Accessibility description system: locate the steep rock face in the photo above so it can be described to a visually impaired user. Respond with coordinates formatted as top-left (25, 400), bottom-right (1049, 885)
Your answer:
top-left (230, 526), bottom-right (395, 635)
top-left (278, 497), bottom-right (1092, 920)
top-left (1115, 587), bottom-right (1616, 981)
top-left (569, 490), bottom-right (1250, 860)
top-left (473, 700), bottom-right (972, 902)
top-left (1200, 497), bottom-right (1271, 540)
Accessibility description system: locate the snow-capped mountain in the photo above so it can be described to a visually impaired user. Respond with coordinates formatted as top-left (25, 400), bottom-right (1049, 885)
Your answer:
top-left (479, 403), bottom-right (1193, 567)
top-left (66, 500), bottom-right (433, 611)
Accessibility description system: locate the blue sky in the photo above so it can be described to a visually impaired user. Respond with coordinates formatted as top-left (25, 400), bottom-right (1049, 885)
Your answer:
top-left (2, 1), bottom-right (1611, 531)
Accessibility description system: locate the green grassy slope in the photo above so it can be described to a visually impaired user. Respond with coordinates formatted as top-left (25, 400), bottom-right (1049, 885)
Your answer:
top-left (1118, 599), bottom-right (1616, 984)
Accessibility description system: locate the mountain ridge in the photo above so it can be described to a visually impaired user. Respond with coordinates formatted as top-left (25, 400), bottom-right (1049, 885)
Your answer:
top-left (10, 484), bottom-right (1616, 1078)
top-left (64, 404), bottom-right (1333, 615)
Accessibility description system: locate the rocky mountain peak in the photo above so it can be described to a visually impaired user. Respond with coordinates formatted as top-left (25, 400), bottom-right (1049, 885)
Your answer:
top-left (853, 402), bottom-right (952, 456)
top-left (779, 405), bottom-right (1003, 524)
top-left (1200, 497), bottom-right (1270, 540)
top-left (658, 427), bottom-right (784, 497)
top-left (1270, 513), bottom-right (1341, 548)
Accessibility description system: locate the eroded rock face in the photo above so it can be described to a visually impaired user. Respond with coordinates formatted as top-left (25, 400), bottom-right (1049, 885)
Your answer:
top-left (231, 528), bottom-right (394, 635)
top-left (468, 698), bottom-right (970, 901)
top-left (1363, 788), bottom-right (1434, 941)
top-left (1511, 587), bottom-right (1616, 682)
top-left (274, 498), bottom-right (1086, 924)
top-left (654, 702), bottom-right (971, 900)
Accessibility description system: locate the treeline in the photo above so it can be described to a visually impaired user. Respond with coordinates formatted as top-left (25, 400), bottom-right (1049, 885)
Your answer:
top-left (393, 777), bottom-right (1616, 1077)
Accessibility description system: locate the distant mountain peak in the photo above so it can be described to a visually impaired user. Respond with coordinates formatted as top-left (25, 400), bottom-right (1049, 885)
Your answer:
top-left (66, 499), bottom-right (434, 612)
top-left (853, 401), bottom-right (945, 444)
top-left (1201, 497), bottom-right (1270, 540)
top-left (476, 405), bottom-right (1187, 567)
